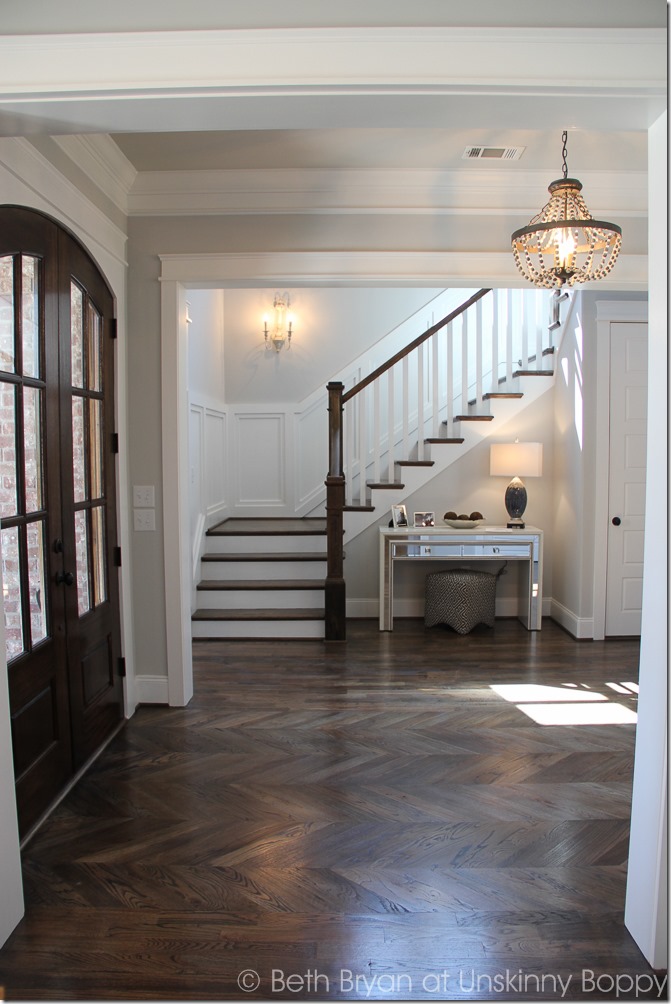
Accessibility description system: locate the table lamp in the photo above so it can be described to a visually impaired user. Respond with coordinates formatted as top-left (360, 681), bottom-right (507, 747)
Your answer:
top-left (490, 441), bottom-right (543, 529)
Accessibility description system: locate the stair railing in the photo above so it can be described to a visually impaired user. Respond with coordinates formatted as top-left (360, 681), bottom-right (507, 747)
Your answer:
top-left (324, 285), bottom-right (559, 640)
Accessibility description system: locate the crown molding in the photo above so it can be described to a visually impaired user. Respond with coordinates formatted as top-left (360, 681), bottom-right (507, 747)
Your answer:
top-left (0, 137), bottom-right (127, 266)
top-left (127, 166), bottom-right (647, 218)
top-left (52, 134), bottom-right (136, 214)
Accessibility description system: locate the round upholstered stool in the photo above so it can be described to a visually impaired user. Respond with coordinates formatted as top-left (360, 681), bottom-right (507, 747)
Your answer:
top-left (424, 568), bottom-right (498, 634)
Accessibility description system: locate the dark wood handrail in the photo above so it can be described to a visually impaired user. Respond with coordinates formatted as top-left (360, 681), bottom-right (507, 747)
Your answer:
top-left (342, 288), bottom-right (491, 405)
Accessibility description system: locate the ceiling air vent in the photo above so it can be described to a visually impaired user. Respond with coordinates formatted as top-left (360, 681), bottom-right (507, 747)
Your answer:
top-left (462, 146), bottom-right (525, 161)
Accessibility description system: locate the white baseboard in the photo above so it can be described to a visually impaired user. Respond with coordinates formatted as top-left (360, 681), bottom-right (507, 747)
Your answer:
top-left (550, 598), bottom-right (595, 639)
top-left (134, 675), bottom-right (170, 704)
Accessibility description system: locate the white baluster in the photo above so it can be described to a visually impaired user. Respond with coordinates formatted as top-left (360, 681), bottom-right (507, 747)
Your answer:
top-left (445, 321), bottom-right (454, 440)
top-left (387, 368), bottom-right (395, 480)
top-left (491, 290), bottom-right (500, 394)
top-left (417, 343), bottom-right (425, 461)
top-left (402, 355), bottom-right (409, 460)
top-left (373, 378), bottom-right (381, 484)
top-left (358, 384), bottom-right (367, 505)
top-left (475, 297), bottom-right (483, 409)
top-left (535, 291), bottom-right (544, 370)
top-left (432, 330), bottom-right (440, 438)
top-left (345, 398), bottom-right (354, 507)
top-left (461, 309), bottom-right (469, 416)
top-left (506, 288), bottom-right (514, 383)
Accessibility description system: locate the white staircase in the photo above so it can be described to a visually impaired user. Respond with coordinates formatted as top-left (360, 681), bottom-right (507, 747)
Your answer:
top-left (192, 518), bottom-right (327, 639)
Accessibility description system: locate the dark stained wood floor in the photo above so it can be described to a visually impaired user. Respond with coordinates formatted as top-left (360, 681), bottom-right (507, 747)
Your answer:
top-left (0, 618), bottom-right (666, 1001)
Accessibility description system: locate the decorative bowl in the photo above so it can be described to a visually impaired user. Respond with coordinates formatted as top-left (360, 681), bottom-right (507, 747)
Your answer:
top-left (443, 518), bottom-right (485, 529)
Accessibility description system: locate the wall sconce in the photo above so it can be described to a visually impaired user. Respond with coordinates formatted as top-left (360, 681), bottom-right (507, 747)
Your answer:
top-left (263, 293), bottom-right (293, 353)
top-left (490, 441), bottom-right (543, 529)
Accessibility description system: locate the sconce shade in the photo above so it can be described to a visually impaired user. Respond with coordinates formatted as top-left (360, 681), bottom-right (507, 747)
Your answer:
top-left (490, 442), bottom-right (543, 478)
top-left (264, 292), bottom-right (293, 353)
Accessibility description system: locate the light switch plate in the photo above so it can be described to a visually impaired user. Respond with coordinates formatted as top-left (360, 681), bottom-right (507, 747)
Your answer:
top-left (133, 508), bottom-right (156, 532)
top-left (133, 485), bottom-right (155, 508)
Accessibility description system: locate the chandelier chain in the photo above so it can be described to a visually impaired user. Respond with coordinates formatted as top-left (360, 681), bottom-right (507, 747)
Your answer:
top-left (561, 130), bottom-right (568, 180)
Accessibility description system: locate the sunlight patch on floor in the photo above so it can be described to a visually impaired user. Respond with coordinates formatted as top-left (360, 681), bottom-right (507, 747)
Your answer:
top-left (490, 681), bottom-right (638, 726)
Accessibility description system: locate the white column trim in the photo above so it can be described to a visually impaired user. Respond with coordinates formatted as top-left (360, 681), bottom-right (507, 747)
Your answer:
top-left (160, 280), bottom-right (193, 707)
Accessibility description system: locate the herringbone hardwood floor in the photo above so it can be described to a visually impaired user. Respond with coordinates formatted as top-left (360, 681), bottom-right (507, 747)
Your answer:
top-left (0, 619), bottom-right (666, 1001)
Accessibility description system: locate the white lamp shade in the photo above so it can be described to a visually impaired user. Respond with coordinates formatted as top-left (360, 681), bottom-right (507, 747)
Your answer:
top-left (490, 442), bottom-right (543, 478)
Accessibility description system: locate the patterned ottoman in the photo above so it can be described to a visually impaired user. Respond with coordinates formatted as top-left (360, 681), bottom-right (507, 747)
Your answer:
top-left (424, 568), bottom-right (497, 634)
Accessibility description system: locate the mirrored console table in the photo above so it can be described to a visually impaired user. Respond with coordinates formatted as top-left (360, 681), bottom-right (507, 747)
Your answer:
top-left (379, 525), bottom-right (543, 631)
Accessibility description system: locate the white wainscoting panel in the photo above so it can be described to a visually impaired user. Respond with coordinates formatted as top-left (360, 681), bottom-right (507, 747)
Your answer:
top-left (234, 412), bottom-right (286, 507)
top-left (205, 407), bottom-right (227, 517)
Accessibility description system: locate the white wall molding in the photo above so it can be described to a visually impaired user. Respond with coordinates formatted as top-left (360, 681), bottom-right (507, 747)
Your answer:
top-left (0, 28), bottom-right (663, 99)
top-left (159, 251), bottom-right (647, 290)
top-left (128, 166), bottom-right (647, 218)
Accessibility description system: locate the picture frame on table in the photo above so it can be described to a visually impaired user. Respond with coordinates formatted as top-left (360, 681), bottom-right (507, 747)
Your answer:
top-left (390, 504), bottom-right (408, 528)
top-left (413, 511), bottom-right (435, 527)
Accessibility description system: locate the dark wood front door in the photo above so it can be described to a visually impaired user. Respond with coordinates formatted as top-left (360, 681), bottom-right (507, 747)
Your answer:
top-left (0, 207), bottom-right (123, 838)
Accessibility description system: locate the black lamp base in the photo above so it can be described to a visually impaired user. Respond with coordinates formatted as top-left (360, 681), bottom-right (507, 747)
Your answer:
top-left (504, 477), bottom-right (528, 530)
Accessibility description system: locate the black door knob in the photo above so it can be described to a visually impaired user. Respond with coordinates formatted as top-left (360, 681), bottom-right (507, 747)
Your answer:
top-left (612, 516), bottom-right (622, 526)
top-left (56, 570), bottom-right (75, 587)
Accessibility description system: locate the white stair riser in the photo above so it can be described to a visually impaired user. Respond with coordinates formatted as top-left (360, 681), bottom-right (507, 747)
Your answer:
top-left (192, 619), bottom-right (325, 639)
top-left (202, 560), bottom-right (327, 580)
top-left (196, 590), bottom-right (325, 610)
top-left (205, 535), bottom-right (326, 554)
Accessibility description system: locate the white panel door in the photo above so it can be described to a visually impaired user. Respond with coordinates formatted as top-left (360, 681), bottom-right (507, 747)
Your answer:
top-left (606, 322), bottom-right (648, 636)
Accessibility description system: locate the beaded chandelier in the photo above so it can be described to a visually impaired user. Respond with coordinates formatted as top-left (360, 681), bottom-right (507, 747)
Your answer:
top-left (511, 132), bottom-right (622, 288)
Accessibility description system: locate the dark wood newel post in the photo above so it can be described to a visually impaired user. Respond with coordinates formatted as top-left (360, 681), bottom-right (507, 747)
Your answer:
top-left (325, 381), bottom-right (346, 640)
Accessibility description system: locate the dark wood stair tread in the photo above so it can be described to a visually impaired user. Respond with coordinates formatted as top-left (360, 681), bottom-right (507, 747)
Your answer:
top-left (208, 518), bottom-right (326, 536)
top-left (454, 414), bottom-right (494, 422)
top-left (397, 460), bottom-right (435, 467)
top-left (197, 579), bottom-right (325, 591)
top-left (366, 481), bottom-right (405, 490)
top-left (482, 392), bottom-right (523, 400)
top-left (202, 552), bottom-right (327, 562)
top-left (512, 370), bottom-right (554, 378)
top-left (425, 437), bottom-right (465, 444)
top-left (192, 607), bottom-right (325, 621)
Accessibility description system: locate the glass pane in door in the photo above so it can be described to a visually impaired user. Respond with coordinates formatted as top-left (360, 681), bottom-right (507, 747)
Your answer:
top-left (71, 282), bottom-right (84, 389)
top-left (72, 395), bottom-right (86, 503)
top-left (88, 399), bottom-right (103, 500)
top-left (0, 255), bottom-right (15, 373)
top-left (2, 525), bottom-right (23, 661)
top-left (87, 302), bottom-right (102, 392)
top-left (22, 256), bottom-right (40, 379)
top-left (91, 505), bottom-right (107, 607)
top-left (23, 386), bottom-right (44, 514)
top-left (74, 509), bottom-right (90, 617)
top-left (0, 383), bottom-right (17, 518)
top-left (26, 519), bottom-right (48, 646)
